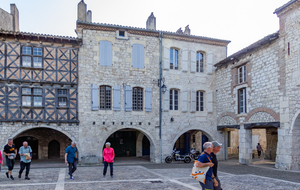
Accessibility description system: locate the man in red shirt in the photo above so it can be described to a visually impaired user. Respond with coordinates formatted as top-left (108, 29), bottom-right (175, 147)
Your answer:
top-left (103, 142), bottom-right (115, 178)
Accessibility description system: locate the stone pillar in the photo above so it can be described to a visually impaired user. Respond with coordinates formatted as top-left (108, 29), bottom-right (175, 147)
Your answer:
top-left (77, 0), bottom-right (87, 22)
top-left (136, 132), bottom-right (143, 157)
top-left (10, 4), bottom-right (19, 32)
top-left (86, 10), bottom-right (92, 22)
top-left (239, 125), bottom-right (252, 164)
top-left (146, 12), bottom-right (156, 30)
top-left (265, 128), bottom-right (278, 161)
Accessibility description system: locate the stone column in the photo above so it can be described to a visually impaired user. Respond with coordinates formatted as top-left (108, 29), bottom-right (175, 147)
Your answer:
top-left (239, 124), bottom-right (252, 164)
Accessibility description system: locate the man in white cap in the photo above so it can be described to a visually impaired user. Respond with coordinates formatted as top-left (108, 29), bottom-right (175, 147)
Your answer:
top-left (210, 141), bottom-right (222, 190)
top-left (103, 142), bottom-right (115, 178)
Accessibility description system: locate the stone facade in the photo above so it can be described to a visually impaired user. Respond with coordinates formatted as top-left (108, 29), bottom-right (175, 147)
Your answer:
top-left (0, 4), bottom-right (19, 32)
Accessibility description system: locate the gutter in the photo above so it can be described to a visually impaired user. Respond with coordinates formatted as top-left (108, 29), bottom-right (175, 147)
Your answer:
top-left (159, 31), bottom-right (163, 163)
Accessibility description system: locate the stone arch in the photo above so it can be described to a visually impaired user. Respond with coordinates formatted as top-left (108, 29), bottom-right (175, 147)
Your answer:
top-left (289, 110), bottom-right (300, 170)
top-left (217, 112), bottom-right (239, 125)
top-left (100, 126), bottom-right (156, 162)
top-left (244, 107), bottom-right (279, 122)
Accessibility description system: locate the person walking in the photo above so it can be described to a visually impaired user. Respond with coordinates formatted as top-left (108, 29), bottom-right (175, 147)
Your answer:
top-left (196, 142), bottom-right (218, 190)
top-left (210, 141), bottom-right (223, 190)
top-left (0, 150), bottom-right (3, 172)
top-left (256, 143), bottom-right (263, 158)
top-left (103, 142), bottom-right (115, 178)
top-left (65, 142), bottom-right (78, 180)
top-left (18, 141), bottom-right (32, 180)
top-left (3, 138), bottom-right (17, 180)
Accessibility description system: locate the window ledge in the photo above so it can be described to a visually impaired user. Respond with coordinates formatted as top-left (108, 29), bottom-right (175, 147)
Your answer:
top-left (20, 66), bottom-right (44, 70)
top-left (56, 106), bottom-right (69, 109)
top-left (21, 106), bottom-right (44, 109)
top-left (237, 113), bottom-right (247, 117)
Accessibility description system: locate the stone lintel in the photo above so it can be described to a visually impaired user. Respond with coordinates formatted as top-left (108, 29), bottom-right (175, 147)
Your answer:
top-left (244, 122), bottom-right (280, 129)
top-left (217, 125), bottom-right (240, 130)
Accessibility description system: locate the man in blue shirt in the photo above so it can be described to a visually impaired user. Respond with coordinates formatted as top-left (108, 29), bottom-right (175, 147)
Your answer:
top-left (65, 142), bottom-right (78, 180)
top-left (196, 142), bottom-right (218, 190)
top-left (18, 141), bottom-right (32, 180)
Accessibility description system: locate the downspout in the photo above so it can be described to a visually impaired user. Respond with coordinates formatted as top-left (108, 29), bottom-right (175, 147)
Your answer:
top-left (159, 31), bottom-right (163, 163)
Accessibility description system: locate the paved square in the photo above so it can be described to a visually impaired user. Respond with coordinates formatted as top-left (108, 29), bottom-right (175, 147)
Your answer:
top-left (0, 164), bottom-right (300, 190)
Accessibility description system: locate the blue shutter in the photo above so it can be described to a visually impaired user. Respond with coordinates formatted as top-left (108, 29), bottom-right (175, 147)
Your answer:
top-left (91, 84), bottom-right (99, 110)
top-left (99, 41), bottom-right (112, 66)
top-left (124, 85), bottom-right (132, 111)
top-left (132, 44), bottom-right (144, 68)
top-left (145, 87), bottom-right (152, 112)
top-left (113, 85), bottom-right (121, 111)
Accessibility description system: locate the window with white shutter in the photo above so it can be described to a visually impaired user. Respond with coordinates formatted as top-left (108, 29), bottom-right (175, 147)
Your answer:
top-left (182, 49), bottom-right (188, 72)
top-left (113, 85), bottom-right (121, 111)
top-left (91, 84), bottom-right (99, 110)
top-left (124, 86), bottom-right (132, 111)
top-left (190, 50), bottom-right (196, 73)
top-left (132, 44), bottom-right (144, 69)
top-left (163, 47), bottom-right (170, 70)
top-left (145, 87), bottom-right (152, 112)
top-left (99, 41), bottom-right (112, 66)
top-left (181, 90), bottom-right (188, 112)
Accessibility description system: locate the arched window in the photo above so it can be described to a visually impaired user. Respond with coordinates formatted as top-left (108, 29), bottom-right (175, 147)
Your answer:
top-left (196, 52), bottom-right (204, 72)
top-left (170, 89), bottom-right (179, 110)
top-left (132, 87), bottom-right (143, 111)
top-left (170, 48), bottom-right (179, 70)
top-left (196, 91), bottom-right (204, 111)
top-left (100, 85), bottom-right (112, 110)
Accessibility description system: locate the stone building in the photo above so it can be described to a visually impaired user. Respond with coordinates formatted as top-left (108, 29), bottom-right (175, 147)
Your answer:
top-left (0, 4), bottom-right (19, 32)
top-left (0, 4), bottom-right (80, 161)
top-left (215, 0), bottom-right (300, 170)
top-left (75, 0), bottom-right (229, 163)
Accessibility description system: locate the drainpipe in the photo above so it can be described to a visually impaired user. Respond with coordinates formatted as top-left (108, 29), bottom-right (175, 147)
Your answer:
top-left (159, 32), bottom-right (163, 163)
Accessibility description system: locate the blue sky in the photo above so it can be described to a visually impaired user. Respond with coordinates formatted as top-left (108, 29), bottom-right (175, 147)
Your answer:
top-left (0, 0), bottom-right (289, 56)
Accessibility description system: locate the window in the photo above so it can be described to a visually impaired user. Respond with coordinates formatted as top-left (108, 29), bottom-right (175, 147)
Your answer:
top-left (196, 91), bottom-right (204, 111)
top-left (58, 89), bottom-right (67, 107)
top-left (132, 44), bottom-right (144, 69)
top-left (22, 88), bottom-right (42, 107)
top-left (170, 48), bottom-right (178, 70)
top-left (238, 65), bottom-right (246, 84)
top-left (170, 89), bottom-right (179, 110)
top-left (227, 131), bottom-right (231, 147)
top-left (100, 85), bottom-right (112, 110)
top-left (119, 31), bottom-right (125, 37)
top-left (21, 46), bottom-right (42, 68)
top-left (132, 87), bottom-right (143, 111)
top-left (196, 52), bottom-right (204, 72)
top-left (238, 88), bottom-right (246, 114)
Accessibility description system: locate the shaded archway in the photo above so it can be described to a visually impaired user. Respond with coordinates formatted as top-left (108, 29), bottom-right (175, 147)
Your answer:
top-left (48, 140), bottom-right (60, 159)
top-left (291, 112), bottom-right (300, 170)
top-left (14, 136), bottom-right (38, 160)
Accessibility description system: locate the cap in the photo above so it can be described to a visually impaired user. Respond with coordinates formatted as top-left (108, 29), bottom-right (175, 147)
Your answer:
top-left (212, 141), bottom-right (222, 148)
top-left (105, 142), bottom-right (111, 146)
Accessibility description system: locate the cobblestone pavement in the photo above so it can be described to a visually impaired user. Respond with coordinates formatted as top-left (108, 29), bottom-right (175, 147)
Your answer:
top-left (0, 160), bottom-right (300, 190)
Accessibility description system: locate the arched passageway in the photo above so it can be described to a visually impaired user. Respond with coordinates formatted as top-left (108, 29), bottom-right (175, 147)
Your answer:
top-left (48, 140), bottom-right (60, 159)
top-left (14, 136), bottom-right (38, 160)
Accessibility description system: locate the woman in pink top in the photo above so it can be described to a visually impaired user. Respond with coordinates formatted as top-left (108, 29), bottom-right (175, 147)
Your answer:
top-left (0, 151), bottom-right (3, 171)
top-left (103, 142), bottom-right (115, 178)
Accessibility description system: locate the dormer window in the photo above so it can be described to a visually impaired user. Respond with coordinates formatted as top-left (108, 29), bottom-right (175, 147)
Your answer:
top-left (119, 31), bottom-right (125, 37)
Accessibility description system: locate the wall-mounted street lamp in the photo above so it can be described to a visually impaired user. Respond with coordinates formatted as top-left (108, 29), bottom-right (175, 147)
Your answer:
top-left (157, 77), bottom-right (167, 94)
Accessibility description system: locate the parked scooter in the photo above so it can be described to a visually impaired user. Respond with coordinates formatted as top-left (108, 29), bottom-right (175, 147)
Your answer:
top-left (165, 148), bottom-right (191, 163)
top-left (190, 148), bottom-right (200, 160)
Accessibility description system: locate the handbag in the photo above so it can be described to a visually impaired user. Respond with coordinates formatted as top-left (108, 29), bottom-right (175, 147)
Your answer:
top-left (190, 154), bottom-right (212, 183)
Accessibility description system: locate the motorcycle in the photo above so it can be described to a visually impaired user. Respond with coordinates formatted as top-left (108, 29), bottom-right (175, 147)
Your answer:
top-left (165, 148), bottom-right (191, 163)
top-left (190, 148), bottom-right (200, 160)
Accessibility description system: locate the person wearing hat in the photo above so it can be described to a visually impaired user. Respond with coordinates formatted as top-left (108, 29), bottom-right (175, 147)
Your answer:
top-left (65, 142), bottom-right (78, 180)
top-left (210, 141), bottom-right (222, 190)
top-left (103, 142), bottom-right (115, 178)
top-left (3, 138), bottom-right (17, 180)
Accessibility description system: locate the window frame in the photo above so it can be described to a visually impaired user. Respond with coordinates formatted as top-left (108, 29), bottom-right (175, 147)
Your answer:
top-left (169, 89), bottom-right (179, 110)
top-left (132, 87), bottom-right (143, 111)
top-left (170, 48), bottom-right (179, 70)
top-left (196, 52), bottom-right (204, 73)
top-left (21, 46), bottom-right (43, 69)
top-left (196, 91), bottom-right (204, 111)
top-left (238, 88), bottom-right (246, 114)
top-left (238, 65), bottom-right (246, 84)
top-left (21, 87), bottom-right (43, 107)
top-left (57, 89), bottom-right (68, 107)
top-left (99, 85), bottom-right (112, 110)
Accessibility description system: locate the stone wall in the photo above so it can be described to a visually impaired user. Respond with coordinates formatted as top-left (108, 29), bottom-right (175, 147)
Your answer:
top-left (0, 8), bottom-right (13, 31)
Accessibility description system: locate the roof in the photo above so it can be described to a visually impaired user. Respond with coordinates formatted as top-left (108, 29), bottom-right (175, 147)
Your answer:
top-left (214, 32), bottom-right (279, 67)
top-left (0, 29), bottom-right (80, 44)
top-left (274, 0), bottom-right (298, 14)
top-left (77, 21), bottom-right (231, 45)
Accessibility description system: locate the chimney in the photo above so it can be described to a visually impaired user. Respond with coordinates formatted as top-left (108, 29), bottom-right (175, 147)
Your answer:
top-left (176, 28), bottom-right (183, 34)
top-left (86, 10), bottom-right (92, 22)
top-left (146, 12), bottom-right (156, 30)
top-left (184, 25), bottom-right (190, 35)
top-left (10, 4), bottom-right (19, 32)
top-left (77, 0), bottom-right (87, 22)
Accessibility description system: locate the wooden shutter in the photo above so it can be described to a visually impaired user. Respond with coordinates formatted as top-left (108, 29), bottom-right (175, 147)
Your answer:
top-left (207, 52), bottom-right (213, 74)
top-left (99, 41), bottom-right (112, 66)
top-left (113, 85), bottom-right (121, 111)
top-left (190, 50), bottom-right (196, 73)
top-left (132, 44), bottom-right (144, 69)
top-left (182, 49), bottom-right (188, 72)
top-left (182, 90), bottom-right (188, 112)
top-left (207, 91), bottom-right (213, 113)
top-left (145, 87), bottom-right (152, 112)
top-left (191, 90), bottom-right (196, 112)
top-left (124, 85), bottom-right (132, 111)
top-left (91, 84), bottom-right (99, 110)
top-left (163, 90), bottom-right (169, 111)
top-left (163, 47), bottom-right (170, 70)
